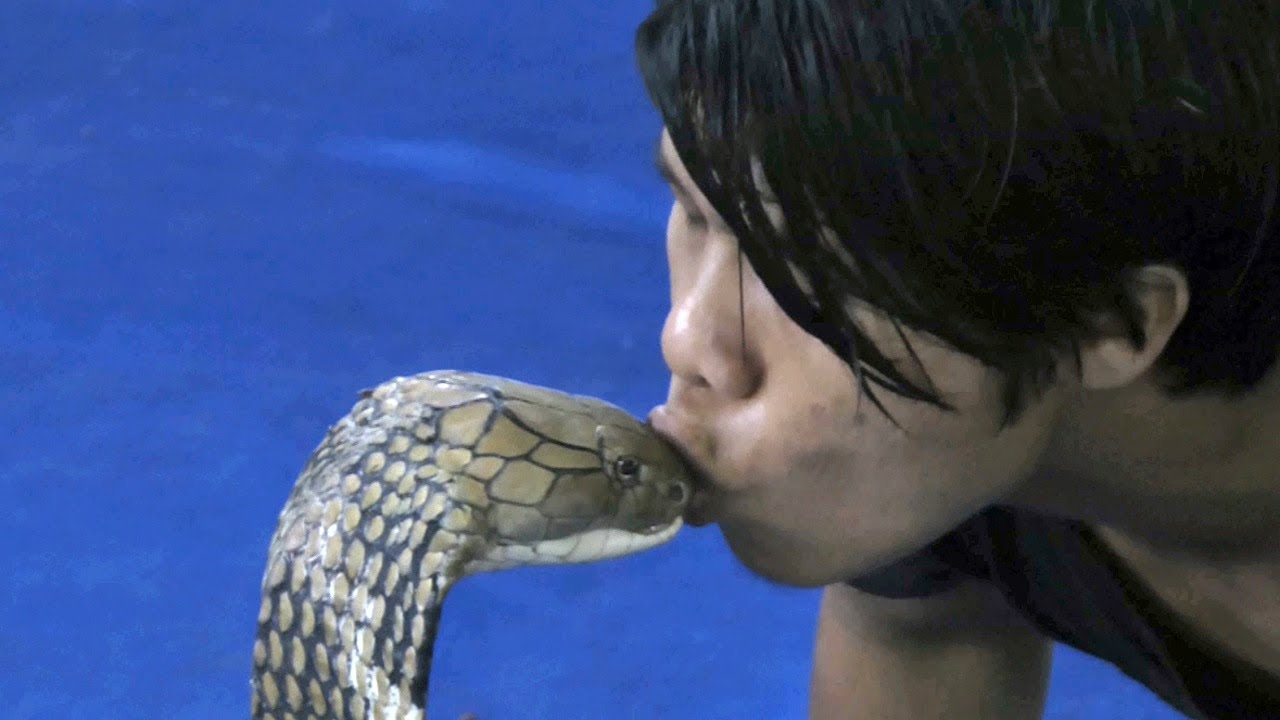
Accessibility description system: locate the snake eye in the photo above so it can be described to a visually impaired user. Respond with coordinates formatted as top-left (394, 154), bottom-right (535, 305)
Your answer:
top-left (614, 456), bottom-right (641, 484)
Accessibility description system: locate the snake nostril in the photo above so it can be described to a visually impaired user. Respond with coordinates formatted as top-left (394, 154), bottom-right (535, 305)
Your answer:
top-left (667, 483), bottom-right (688, 505)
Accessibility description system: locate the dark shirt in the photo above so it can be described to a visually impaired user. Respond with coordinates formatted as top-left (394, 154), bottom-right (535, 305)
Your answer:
top-left (844, 506), bottom-right (1280, 719)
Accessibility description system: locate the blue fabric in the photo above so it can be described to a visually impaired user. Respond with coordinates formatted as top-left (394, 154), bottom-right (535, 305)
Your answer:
top-left (1, 1), bottom-right (1189, 717)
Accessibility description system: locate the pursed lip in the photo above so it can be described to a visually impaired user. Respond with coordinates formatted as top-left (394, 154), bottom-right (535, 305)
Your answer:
top-left (646, 404), bottom-right (717, 527)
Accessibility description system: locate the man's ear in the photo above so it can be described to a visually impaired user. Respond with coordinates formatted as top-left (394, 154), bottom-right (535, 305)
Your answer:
top-left (1078, 265), bottom-right (1190, 390)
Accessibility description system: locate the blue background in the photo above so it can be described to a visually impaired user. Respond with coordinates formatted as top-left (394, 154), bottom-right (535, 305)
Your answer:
top-left (1, 1), bottom-right (1183, 718)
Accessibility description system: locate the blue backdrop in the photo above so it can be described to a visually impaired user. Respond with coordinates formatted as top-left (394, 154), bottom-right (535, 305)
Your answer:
top-left (1, 1), bottom-right (1184, 718)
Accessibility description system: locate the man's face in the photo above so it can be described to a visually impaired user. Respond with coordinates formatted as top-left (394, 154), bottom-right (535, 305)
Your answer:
top-left (647, 131), bottom-right (1069, 587)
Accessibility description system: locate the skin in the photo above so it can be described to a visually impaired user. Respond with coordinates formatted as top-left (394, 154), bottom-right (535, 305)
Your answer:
top-left (644, 129), bottom-right (1280, 674)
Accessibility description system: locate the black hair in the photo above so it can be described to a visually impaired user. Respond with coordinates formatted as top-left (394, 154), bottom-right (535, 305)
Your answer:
top-left (636, 0), bottom-right (1280, 426)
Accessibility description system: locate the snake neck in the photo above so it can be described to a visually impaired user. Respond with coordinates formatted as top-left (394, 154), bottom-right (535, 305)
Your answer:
top-left (252, 548), bottom-right (456, 720)
top-left (331, 588), bottom-right (448, 720)
top-left (338, 580), bottom-right (449, 720)
top-left (251, 464), bottom-right (472, 720)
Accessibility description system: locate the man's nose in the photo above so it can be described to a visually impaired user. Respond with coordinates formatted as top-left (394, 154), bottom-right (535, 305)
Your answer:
top-left (660, 260), bottom-right (761, 402)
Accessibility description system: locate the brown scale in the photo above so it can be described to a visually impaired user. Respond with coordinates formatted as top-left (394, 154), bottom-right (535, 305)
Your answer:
top-left (251, 371), bottom-right (692, 719)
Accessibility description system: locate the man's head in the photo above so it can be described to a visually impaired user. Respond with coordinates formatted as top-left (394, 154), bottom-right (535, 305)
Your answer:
top-left (637, 0), bottom-right (1280, 586)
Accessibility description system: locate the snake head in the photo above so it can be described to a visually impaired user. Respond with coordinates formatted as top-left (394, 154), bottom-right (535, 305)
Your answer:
top-left (460, 380), bottom-right (694, 574)
top-left (593, 418), bottom-right (691, 533)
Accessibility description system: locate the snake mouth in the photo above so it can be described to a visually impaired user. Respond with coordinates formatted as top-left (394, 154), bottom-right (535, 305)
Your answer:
top-left (645, 413), bottom-right (714, 527)
top-left (645, 415), bottom-right (715, 490)
top-left (627, 517), bottom-right (684, 544)
top-left (548, 520), bottom-right (684, 562)
top-left (471, 520), bottom-right (685, 572)
top-left (643, 517), bottom-right (683, 535)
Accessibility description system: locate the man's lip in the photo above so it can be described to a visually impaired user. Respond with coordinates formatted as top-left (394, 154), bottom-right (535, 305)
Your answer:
top-left (647, 405), bottom-right (717, 526)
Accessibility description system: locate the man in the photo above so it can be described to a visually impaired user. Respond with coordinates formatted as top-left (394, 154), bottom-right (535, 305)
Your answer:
top-left (635, 1), bottom-right (1280, 718)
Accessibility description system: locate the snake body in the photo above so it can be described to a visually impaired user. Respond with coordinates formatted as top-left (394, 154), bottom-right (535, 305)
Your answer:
top-left (251, 370), bottom-right (691, 719)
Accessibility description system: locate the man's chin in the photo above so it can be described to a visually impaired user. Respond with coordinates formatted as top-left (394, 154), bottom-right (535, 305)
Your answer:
top-left (718, 523), bottom-right (841, 589)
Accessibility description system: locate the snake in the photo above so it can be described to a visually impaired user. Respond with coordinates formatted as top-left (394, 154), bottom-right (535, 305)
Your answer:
top-left (250, 370), bottom-right (693, 719)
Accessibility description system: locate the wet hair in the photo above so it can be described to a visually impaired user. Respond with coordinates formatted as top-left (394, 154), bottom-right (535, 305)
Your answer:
top-left (635, 0), bottom-right (1280, 426)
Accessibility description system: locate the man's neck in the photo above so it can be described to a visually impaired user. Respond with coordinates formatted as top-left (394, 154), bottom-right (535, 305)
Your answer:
top-left (1009, 368), bottom-right (1280, 561)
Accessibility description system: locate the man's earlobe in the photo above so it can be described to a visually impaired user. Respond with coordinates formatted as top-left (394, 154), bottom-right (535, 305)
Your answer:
top-left (1078, 265), bottom-right (1191, 391)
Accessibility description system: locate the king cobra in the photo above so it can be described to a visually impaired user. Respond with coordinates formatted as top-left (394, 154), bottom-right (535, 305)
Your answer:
top-left (251, 370), bottom-right (692, 719)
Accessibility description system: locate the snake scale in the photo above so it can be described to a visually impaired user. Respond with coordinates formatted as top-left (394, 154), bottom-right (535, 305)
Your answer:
top-left (251, 370), bottom-right (692, 719)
